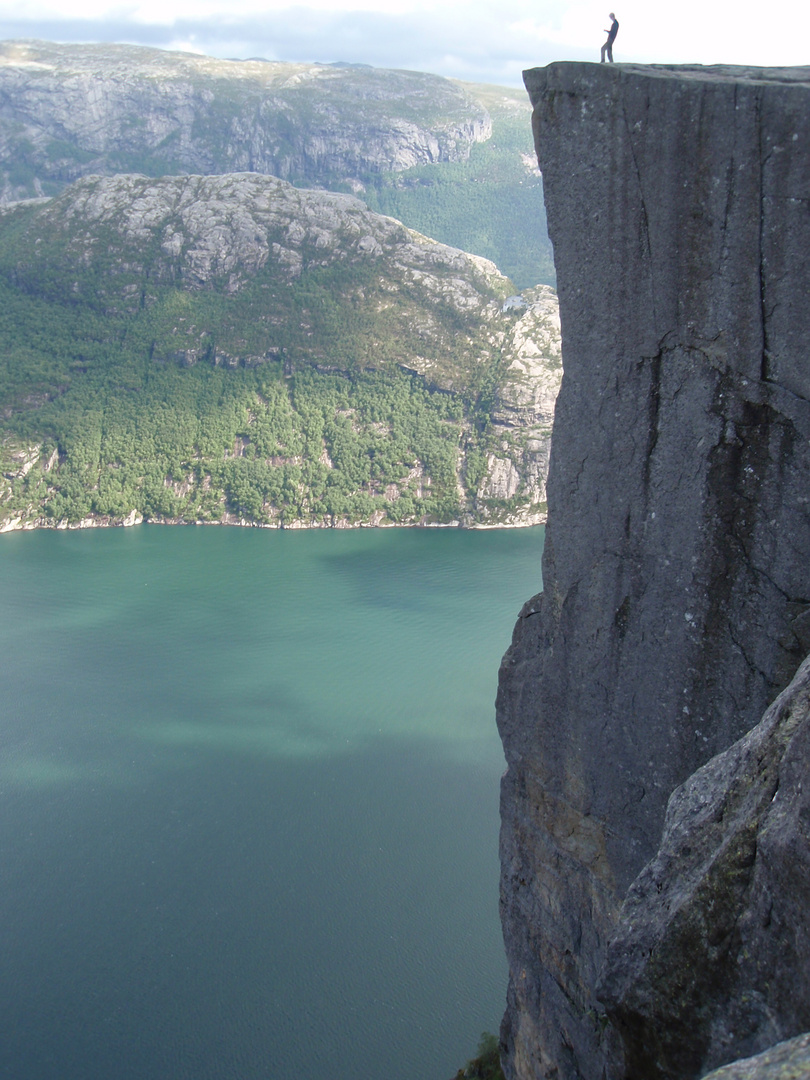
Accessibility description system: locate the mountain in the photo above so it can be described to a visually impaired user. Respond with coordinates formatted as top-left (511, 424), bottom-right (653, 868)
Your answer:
top-left (498, 62), bottom-right (810, 1080)
top-left (0, 40), bottom-right (553, 287)
top-left (0, 41), bottom-right (488, 189)
top-left (0, 172), bottom-right (560, 531)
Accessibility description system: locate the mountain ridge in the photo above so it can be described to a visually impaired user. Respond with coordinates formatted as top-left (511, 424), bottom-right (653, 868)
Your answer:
top-left (0, 171), bottom-right (561, 531)
top-left (0, 38), bottom-right (491, 191)
top-left (0, 39), bottom-right (553, 288)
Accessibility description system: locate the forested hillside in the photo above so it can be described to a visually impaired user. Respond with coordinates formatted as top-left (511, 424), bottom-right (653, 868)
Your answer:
top-left (363, 84), bottom-right (551, 289)
top-left (0, 173), bottom-right (561, 531)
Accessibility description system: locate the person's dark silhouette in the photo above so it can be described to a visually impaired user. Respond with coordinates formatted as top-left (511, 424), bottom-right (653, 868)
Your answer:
top-left (601, 12), bottom-right (619, 62)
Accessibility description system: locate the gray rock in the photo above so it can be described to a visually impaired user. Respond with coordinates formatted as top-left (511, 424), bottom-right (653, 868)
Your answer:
top-left (599, 655), bottom-right (810, 1079)
top-left (498, 62), bottom-right (810, 1080)
top-left (699, 1033), bottom-right (810, 1080)
top-left (6, 171), bottom-right (506, 308)
top-left (0, 41), bottom-right (490, 202)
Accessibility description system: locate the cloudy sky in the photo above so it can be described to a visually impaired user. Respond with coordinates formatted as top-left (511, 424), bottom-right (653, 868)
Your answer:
top-left (1, 0), bottom-right (807, 86)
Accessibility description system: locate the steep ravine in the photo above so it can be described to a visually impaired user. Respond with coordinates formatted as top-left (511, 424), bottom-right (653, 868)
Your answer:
top-left (497, 63), bottom-right (810, 1080)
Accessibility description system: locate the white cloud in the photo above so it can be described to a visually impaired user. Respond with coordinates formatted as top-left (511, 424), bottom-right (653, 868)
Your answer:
top-left (1, 0), bottom-right (809, 84)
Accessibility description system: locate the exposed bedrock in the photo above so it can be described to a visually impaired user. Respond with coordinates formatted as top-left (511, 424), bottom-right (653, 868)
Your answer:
top-left (599, 655), bottom-right (810, 1079)
top-left (700, 1033), bottom-right (810, 1080)
top-left (497, 62), bottom-right (810, 1080)
top-left (0, 41), bottom-right (491, 201)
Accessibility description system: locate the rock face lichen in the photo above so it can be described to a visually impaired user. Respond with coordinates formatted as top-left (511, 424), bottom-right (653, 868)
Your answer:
top-left (700, 1033), bottom-right (810, 1080)
top-left (497, 62), bottom-right (810, 1080)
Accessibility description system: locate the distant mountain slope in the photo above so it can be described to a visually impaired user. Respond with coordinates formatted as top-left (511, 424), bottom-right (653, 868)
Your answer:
top-left (0, 173), bottom-right (561, 531)
top-left (363, 82), bottom-right (551, 289)
top-left (0, 41), bottom-right (553, 287)
top-left (0, 41), bottom-right (489, 190)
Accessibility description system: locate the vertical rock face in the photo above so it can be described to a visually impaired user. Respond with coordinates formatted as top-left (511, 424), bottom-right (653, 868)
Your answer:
top-left (497, 63), bottom-right (810, 1080)
top-left (0, 41), bottom-right (491, 201)
top-left (599, 655), bottom-right (810, 1079)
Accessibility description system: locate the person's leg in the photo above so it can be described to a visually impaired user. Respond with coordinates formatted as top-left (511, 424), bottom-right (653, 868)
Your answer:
top-left (607, 42), bottom-right (613, 61)
top-left (601, 41), bottom-right (608, 61)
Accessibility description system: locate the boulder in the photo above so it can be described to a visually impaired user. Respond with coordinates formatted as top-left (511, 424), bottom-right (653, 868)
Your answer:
top-left (600, 655), bottom-right (810, 1079)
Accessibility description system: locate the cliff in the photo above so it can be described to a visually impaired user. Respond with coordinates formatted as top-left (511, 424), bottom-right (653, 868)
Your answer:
top-left (497, 63), bottom-right (810, 1080)
top-left (0, 41), bottom-right (490, 196)
top-left (599, 654), bottom-right (810, 1078)
top-left (0, 173), bottom-right (560, 530)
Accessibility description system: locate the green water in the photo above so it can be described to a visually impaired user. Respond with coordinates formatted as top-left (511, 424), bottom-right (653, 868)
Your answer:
top-left (0, 524), bottom-right (543, 1080)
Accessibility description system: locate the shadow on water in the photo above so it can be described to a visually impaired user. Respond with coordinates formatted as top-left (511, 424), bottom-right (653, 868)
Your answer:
top-left (0, 524), bottom-right (543, 1080)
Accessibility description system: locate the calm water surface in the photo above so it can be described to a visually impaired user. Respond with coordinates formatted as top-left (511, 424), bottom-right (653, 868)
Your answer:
top-left (0, 524), bottom-right (543, 1080)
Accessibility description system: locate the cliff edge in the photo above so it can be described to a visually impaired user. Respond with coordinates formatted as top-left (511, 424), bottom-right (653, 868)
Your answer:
top-left (497, 62), bottom-right (810, 1080)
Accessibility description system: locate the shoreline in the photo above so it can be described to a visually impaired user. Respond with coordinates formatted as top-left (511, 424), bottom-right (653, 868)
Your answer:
top-left (0, 510), bottom-right (546, 535)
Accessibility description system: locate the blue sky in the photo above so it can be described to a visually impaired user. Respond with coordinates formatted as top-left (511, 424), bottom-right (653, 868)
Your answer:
top-left (1, 0), bottom-right (807, 86)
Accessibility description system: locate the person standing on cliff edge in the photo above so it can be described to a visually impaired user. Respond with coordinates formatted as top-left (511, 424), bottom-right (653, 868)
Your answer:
top-left (601, 13), bottom-right (619, 61)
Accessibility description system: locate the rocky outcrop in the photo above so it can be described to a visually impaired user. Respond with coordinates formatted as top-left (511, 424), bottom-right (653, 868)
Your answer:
top-left (497, 63), bottom-right (810, 1080)
top-left (700, 1034), bottom-right (810, 1080)
top-left (5, 171), bottom-right (507, 304)
top-left (0, 41), bottom-right (490, 201)
top-left (485, 288), bottom-right (560, 520)
top-left (600, 655), bottom-right (810, 1079)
